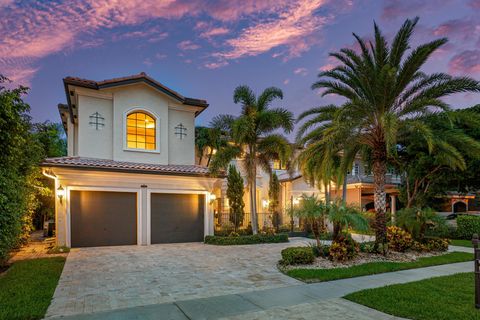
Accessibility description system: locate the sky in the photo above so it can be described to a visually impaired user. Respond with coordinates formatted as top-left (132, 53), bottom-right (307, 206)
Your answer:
top-left (1, 0), bottom-right (480, 130)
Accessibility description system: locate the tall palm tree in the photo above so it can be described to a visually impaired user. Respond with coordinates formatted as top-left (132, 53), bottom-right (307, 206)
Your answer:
top-left (209, 85), bottom-right (294, 234)
top-left (297, 17), bottom-right (480, 248)
top-left (195, 126), bottom-right (225, 166)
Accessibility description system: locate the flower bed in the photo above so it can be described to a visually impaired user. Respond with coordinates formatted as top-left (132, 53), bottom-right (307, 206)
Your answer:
top-left (204, 233), bottom-right (289, 245)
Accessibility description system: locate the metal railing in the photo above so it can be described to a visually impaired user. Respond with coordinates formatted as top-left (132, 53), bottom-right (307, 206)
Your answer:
top-left (214, 212), bottom-right (281, 230)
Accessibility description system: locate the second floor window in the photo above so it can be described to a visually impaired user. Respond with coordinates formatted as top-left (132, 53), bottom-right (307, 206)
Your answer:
top-left (273, 160), bottom-right (287, 170)
top-left (126, 112), bottom-right (156, 150)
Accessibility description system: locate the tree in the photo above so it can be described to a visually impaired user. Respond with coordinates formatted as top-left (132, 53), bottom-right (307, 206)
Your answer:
top-left (298, 17), bottom-right (480, 249)
top-left (268, 172), bottom-right (280, 231)
top-left (195, 126), bottom-right (225, 166)
top-left (328, 200), bottom-right (369, 241)
top-left (209, 85), bottom-right (294, 234)
top-left (394, 110), bottom-right (480, 208)
top-left (226, 164), bottom-right (245, 231)
top-left (293, 194), bottom-right (328, 247)
top-left (0, 76), bottom-right (42, 264)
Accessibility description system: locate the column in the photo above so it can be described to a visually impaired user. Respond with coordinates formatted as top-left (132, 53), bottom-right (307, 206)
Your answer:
top-left (391, 194), bottom-right (397, 224)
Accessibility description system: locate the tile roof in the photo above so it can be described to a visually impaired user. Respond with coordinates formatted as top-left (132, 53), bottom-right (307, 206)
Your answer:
top-left (41, 157), bottom-right (217, 177)
top-left (63, 72), bottom-right (208, 109)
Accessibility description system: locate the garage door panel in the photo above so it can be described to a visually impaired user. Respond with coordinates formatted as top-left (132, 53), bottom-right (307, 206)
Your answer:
top-left (151, 193), bottom-right (204, 243)
top-left (71, 191), bottom-right (137, 247)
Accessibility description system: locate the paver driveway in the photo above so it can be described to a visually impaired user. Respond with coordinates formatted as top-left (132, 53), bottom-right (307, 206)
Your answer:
top-left (46, 239), bottom-right (310, 317)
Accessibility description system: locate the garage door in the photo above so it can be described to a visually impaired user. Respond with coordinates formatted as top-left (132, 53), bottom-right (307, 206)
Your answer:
top-left (151, 193), bottom-right (205, 244)
top-left (70, 191), bottom-right (137, 247)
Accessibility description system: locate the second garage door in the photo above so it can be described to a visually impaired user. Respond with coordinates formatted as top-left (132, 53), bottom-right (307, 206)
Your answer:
top-left (70, 190), bottom-right (137, 248)
top-left (151, 193), bottom-right (205, 244)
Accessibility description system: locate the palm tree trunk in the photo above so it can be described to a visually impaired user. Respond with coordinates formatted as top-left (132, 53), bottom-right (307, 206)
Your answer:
top-left (373, 153), bottom-right (387, 251)
top-left (342, 171), bottom-right (348, 204)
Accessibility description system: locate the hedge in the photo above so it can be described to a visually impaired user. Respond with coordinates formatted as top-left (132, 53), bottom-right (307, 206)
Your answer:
top-left (456, 215), bottom-right (480, 239)
top-left (204, 234), bottom-right (289, 245)
top-left (280, 247), bottom-right (315, 265)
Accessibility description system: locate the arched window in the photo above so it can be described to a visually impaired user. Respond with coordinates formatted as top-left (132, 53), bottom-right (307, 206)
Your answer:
top-left (126, 112), bottom-right (156, 150)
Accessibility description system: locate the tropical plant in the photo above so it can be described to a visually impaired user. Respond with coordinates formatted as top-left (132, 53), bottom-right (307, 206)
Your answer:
top-left (328, 201), bottom-right (369, 241)
top-left (296, 17), bottom-right (480, 249)
top-left (268, 172), bottom-right (281, 231)
top-left (396, 207), bottom-right (447, 240)
top-left (0, 76), bottom-right (43, 265)
top-left (195, 126), bottom-right (225, 166)
top-left (292, 194), bottom-right (328, 246)
top-left (226, 164), bottom-right (245, 230)
top-left (329, 234), bottom-right (359, 262)
top-left (386, 226), bottom-right (413, 252)
top-left (209, 85), bottom-right (294, 234)
top-left (395, 110), bottom-right (480, 208)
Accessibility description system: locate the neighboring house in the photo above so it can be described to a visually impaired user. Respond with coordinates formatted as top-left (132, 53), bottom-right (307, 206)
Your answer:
top-left (41, 73), bottom-right (223, 248)
top-left (211, 154), bottom-right (401, 230)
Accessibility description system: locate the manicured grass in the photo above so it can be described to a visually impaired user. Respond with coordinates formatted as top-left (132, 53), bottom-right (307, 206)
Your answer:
top-left (451, 239), bottom-right (474, 248)
top-left (0, 257), bottom-right (65, 320)
top-left (345, 272), bottom-right (478, 320)
top-left (286, 252), bottom-right (473, 282)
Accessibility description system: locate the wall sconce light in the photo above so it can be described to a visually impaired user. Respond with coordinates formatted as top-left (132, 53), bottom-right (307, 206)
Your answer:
top-left (293, 197), bottom-right (301, 205)
top-left (262, 199), bottom-right (269, 209)
top-left (57, 185), bottom-right (65, 204)
top-left (209, 193), bottom-right (217, 204)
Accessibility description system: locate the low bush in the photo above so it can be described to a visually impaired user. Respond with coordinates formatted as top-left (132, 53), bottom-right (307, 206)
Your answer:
top-left (308, 243), bottom-right (330, 257)
top-left (329, 234), bottom-right (359, 262)
top-left (411, 238), bottom-right (450, 252)
top-left (387, 226), bottom-right (413, 252)
top-left (359, 241), bottom-right (376, 253)
top-left (281, 247), bottom-right (315, 265)
top-left (204, 233), bottom-right (288, 245)
top-left (456, 215), bottom-right (480, 240)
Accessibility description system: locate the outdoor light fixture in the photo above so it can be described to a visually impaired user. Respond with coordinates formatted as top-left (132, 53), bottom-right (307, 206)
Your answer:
top-left (262, 199), bottom-right (269, 209)
top-left (293, 197), bottom-right (301, 205)
top-left (209, 193), bottom-right (217, 204)
top-left (57, 185), bottom-right (65, 204)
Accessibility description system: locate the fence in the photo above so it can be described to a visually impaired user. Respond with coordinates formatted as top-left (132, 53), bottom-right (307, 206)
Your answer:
top-left (214, 212), bottom-right (277, 230)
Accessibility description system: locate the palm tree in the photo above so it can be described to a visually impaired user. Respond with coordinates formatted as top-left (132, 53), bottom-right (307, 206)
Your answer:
top-left (209, 85), bottom-right (294, 234)
top-left (195, 126), bottom-right (225, 166)
top-left (292, 194), bottom-right (328, 247)
top-left (297, 17), bottom-right (480, 248)
top-left (328, 200), bottom-right (369, 241)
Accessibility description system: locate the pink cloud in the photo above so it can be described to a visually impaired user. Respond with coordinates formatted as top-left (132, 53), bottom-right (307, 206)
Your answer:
top-left (204, 61), bottom-right (229, 69)
top-left (433, 18), bottom-right (480, 41)
top-left (469, 0), bottom-right (480, 9)
top-left (216, 0), bottom-right (329, 61)
top-left (283, 79), bottom-right (290, 85)
top-left (448, 50), bottom-right (480, 75)
top-left (200, 27), bottom-right (230, 38)
top-left (177, 40), bottom-right (201, 50)
top-left (294, 67), bottom-right (308, 76)
top-left (381, 0), bottom-right (450, 20)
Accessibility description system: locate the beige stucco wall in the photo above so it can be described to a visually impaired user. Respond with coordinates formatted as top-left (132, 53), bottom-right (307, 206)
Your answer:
top-left (51, 167), bottom-right (221, 247)
top-left (77, 95), bottom-right (113, 159)
top-left (168, 108), bottom-right (195, 165)
top-left (70, 83), bottom-right (199, 165)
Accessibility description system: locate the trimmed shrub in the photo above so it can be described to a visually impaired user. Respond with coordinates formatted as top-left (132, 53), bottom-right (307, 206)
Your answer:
top-left (456, 215), bottom-right (480, 240)
top-left (308, 243), bottom-right (330, 257)
top-left (204, 233), bottom-right (288, 245)
top-left (281, 247), bottom-right (315, 265)
top-left (329, 234), bottom-right (359, 262)
top-left (411, 238), bottom-right (450, 252)
top-left (387, 226), bottom-right (413, 252)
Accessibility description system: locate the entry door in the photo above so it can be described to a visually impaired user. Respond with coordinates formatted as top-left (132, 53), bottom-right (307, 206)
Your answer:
top-left (150, 193), bottom-right (205, 243)
top-left (70, 190), bottom-right (137, 247)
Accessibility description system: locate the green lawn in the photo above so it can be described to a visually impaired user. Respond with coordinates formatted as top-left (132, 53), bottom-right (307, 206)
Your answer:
top-left (0, 257), bottom-right (65, 320)
top-left (286, 252), bottom-right (473, 282)
top-left (345, 272), bottom-right (479, 320)
top-left (451, 239), bottom-right (474, 248)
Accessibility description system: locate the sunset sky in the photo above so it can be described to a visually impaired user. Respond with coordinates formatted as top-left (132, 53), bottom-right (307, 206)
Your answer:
top-left (1, 0), bottom-right (480, 129)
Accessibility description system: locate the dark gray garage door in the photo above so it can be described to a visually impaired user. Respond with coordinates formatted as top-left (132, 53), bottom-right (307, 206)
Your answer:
top-left (151, 193), bottom-right (205, 244)
top-left (70, 191), bottom-right (137, 247)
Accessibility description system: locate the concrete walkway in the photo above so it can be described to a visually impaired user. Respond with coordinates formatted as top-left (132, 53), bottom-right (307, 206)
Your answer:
top-left (52, 260), bottom-right (472, 320)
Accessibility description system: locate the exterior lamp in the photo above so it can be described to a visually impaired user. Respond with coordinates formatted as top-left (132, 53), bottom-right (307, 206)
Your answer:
top-left (57, 185), bottom-right (65, 204)
top-left (262, 199), bottom-right (269, 209)
top-left (209, 193), bottom-right (217, 204)
top-left (293, 197), bottom-right (301, 205)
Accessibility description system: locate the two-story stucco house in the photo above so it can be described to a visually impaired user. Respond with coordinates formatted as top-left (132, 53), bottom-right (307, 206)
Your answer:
top-left (41, 73), bottom-right (223, 248)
